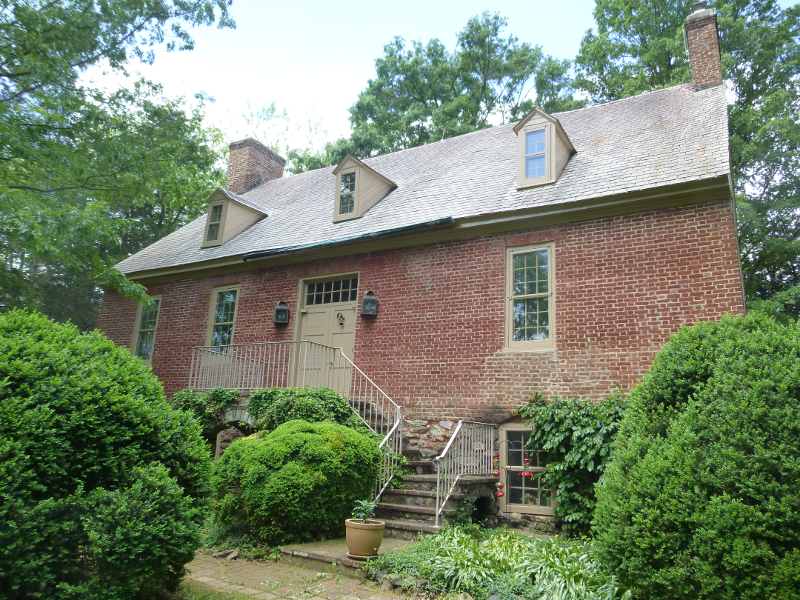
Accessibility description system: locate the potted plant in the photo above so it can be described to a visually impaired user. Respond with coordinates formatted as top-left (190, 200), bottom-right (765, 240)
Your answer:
top-left (523, 493), bottom-right (535, 505)
top-left (345, 500), bottom-right (385, 559)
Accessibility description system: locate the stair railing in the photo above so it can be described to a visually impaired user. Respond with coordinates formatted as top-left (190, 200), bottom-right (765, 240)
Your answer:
top-left (188, 340), bottom-right (402, 499)
top-left (433, 420), bottom-right (498, 527)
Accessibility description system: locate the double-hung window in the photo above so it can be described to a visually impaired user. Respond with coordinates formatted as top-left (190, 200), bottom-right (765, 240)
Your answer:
top-left (525, 130), bottom-right (546, 179)
top-left (208, 286), bottom-right (239, 351)
top-left (339, 172), bottom-right (356, 215)
top-left (506, 244), bottom-right (555, 349)
top-left (203, 202), bottom-right (226, 247)
top-left (132, 296), bottom-right (161, 364)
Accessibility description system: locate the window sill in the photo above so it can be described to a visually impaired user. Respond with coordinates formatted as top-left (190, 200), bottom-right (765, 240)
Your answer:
top-left (502, 505), bottom-right (555, 516)
top-left (498, 345), bottom-right (557, 355)
top-left (517, 177), bottom-right (555, 191)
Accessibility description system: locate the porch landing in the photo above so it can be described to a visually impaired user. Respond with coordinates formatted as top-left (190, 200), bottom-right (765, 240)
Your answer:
top-left (280, 537), bottom-right (413, 579)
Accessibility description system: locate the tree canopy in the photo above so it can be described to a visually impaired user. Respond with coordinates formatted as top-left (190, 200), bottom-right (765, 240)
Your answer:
top-left (0, 0), bottom-right (233, 328)
top-left (575, 0), bottom-right (800, 317)
top-left (290, 12), bottom-right (585, 172)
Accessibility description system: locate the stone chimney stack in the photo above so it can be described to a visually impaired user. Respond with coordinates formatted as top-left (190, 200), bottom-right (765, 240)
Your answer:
top-left (684, 2), bottom-right (723, 91)
top-left (226, 138), bottom-right (286, 194)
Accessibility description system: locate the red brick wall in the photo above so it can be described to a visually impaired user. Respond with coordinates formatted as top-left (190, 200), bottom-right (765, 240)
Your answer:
top-left (98, 199), bottom-right (744, 421)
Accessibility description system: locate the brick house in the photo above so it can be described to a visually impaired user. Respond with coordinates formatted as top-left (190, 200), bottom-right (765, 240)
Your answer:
top-left (98, 5), bottom-right (743, 534)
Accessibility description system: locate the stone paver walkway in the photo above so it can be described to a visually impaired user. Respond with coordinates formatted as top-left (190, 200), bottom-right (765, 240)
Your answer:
top-left (186, 553), bottom-right (403, 600)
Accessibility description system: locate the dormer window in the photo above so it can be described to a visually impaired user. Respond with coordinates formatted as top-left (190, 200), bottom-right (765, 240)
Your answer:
top-left (514, 108), bottom-right (575, 190)
top-left (525, 130), bottom-right (546, 179)
top-left (201, 188), bottom-right (268, 249)
top-left (333, 155), bottom-right (397, 223)
top-left (340, 172), bottom-right (356, 214)
top-left (206, 203), bottom-right (224, 242)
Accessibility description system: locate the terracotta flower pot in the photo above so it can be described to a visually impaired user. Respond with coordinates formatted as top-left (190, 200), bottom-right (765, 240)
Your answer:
top-left (345, 519), bottom-right (385, 559)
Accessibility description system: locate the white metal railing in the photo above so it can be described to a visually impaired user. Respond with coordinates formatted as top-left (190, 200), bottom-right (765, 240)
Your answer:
top-left (187, 340), bottom-right (403, 498)
top-left (433, 420), bottom-right (498, 527)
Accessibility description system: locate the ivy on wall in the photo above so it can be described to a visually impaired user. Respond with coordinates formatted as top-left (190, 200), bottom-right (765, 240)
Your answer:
top-left (518, 392), bottom-right (627, 537)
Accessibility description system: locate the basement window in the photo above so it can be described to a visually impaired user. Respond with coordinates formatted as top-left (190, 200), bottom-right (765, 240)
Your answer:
top-left (498, 424), bottom-right (554, 516)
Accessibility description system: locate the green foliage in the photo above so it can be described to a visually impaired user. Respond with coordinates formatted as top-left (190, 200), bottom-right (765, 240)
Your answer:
top-left (0, 310), bottom-right (212, 599)
top-left (747, 284), bottom-right (800, 323)
top-left (351, 500), bottom-right (377, 523)
top-left (290, 12), bottom-right (585, 171)
top-left (517, 393), bottom-right (627, 538)
top-left (171, 387), bottom-right (240, 433)
top-left (575, 0), bottom-right (800, 308)
top-left (593, 313), bottom-right (800, 600)
top-left (212, 420), bottom-right (381, 545)
top-left (0, 1), bottom-right (232, 327)
top-left (368, 526), bottom-right (630, 600)
top-left (247, 387), bottom-right (365, 432)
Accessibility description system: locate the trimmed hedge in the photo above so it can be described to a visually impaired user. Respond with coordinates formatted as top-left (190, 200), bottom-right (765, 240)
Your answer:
top-left (247, 387), bottom-right (365, 432)
top-left (593, 314), bottom-right (800, 599)
top-left (0, 311), bottom-right (212, 599)
top-left (212, 420), bottom-right (381, 545)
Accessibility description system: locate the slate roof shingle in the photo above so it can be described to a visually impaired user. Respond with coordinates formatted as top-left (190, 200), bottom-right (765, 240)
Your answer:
top-left (116, 83), bottom-right (730, 275)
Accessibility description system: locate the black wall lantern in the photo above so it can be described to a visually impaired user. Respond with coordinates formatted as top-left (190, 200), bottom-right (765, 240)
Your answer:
top-left (361, 291), bottom-right (378, 316)
top-left (273, 301), bottom-right (290, 324)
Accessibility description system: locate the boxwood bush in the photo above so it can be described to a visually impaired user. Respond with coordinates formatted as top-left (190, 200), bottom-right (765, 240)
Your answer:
top-left (247, 387), bottom-right (365, 432)
top-left (0, 311), bottom-right (212, 599)
top-left (212, 419), bottom-right (381, 544)
top-left (593, 313), bottom-right (800, 599)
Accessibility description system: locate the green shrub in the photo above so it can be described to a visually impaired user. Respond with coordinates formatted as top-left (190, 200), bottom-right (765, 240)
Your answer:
top-left (170, 386), bottom-right (239, 433)
top-left (367, 526), bottom-right (630, 600)
top-left (593, 313), bottom-right (800, 600)
top-left (247, 387), bottom-right (364, 432)
top-left (212, 419), bottom-right (381, 545)
top-left (517, 393), bottom-right (627, 537)
top-left (0, 310), bottom-right (212, 599)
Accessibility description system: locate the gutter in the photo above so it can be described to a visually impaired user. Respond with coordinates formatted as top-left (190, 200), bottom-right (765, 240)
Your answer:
top-left (242, 217), bottom-right (456, 262)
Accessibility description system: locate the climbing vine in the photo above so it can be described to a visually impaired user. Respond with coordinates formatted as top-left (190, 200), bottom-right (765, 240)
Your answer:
top-left (517, 392), bottom-right (627, 537)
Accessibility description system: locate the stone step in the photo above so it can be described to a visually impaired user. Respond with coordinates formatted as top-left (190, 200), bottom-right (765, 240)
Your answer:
top-left (406, 460), bottom-right (435, 475)
top-left (382, 518), bottom-right (442, 540)
top-left (380, 489), bottom-right (464, 509)
top-left (376, 502), bottom-right (457, 518)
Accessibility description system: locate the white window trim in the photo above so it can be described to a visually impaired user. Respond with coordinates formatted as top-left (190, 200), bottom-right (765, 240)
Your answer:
top-left (205, 284), bottom-right (241, 348)
top-left (333, 167), bottom-right (360, 223)
top-left (516, 122), bottom-right (555, 189)
top-left (505, 242), bottom-right (556, 350)
top-left (498, 423), bottom-right (555, 516)
top-left (130, 295), bottom-right (161, 366)
top-left (202, 200), bottom-right (228, 248)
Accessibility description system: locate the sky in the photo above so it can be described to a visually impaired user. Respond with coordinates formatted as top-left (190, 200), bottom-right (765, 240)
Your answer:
top-left (82, 0), bottom-right (598, 151)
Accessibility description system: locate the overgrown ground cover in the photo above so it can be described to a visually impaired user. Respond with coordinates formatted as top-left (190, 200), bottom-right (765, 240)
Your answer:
top-left (367, 526), bottom-right (630, 600)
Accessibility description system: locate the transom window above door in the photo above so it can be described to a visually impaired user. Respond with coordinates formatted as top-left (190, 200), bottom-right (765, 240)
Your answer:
top-left (305, 276), bottom-right (359, 306)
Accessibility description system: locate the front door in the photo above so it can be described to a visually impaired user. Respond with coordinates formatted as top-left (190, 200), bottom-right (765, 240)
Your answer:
top-left (297, 275), bottom-right (358, 393)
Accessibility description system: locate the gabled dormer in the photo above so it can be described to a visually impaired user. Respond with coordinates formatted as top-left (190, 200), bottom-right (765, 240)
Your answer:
top-left (513, 108), bottom-right (575, 190)
top-left (333, 155), bottom-right (397, 223)
top-left (202, 188), bottom-right (268, 248)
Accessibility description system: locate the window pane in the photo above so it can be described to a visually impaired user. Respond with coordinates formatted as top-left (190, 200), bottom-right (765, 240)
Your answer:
top-left (136, 330), bottom-right (155, 360)
top-left (341, 172), bottom-right (356, 193)
top-left (512, 251), bottom-right (548, 298)
top-left (207, 223), bottom-right (220, 241)
top-left (340, 193), bottom-right (354, 214)
top-left (210, 204), bottom-right (223, 223)
top-left (332, 291), bottom-right (341, 303)
top-left (140, 299), bottom-right (160, 330)
top-left (215, 290), bottom-right (237, 324)
top-left (212, 324), bottom-right (233, 347)
top-left (526, 155), bottom-right (546, 179)
top-left (525, 130), bottom-right (546, 155)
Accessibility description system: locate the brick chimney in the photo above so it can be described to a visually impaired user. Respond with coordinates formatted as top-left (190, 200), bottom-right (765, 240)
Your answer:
top-left (226, 138), bottom-right (286, 194)
top-left (684, 2), bottom-right (723, 91)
